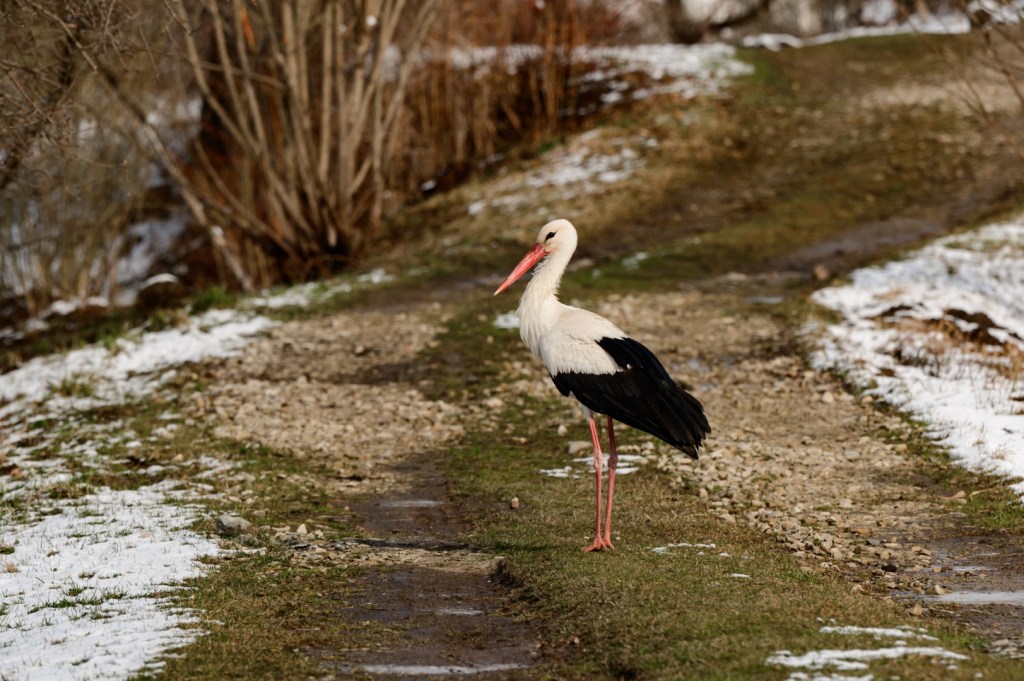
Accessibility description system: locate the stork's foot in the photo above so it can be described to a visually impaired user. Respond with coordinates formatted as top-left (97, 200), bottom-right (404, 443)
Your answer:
top-left (582, 537), bottom-right (614, 552)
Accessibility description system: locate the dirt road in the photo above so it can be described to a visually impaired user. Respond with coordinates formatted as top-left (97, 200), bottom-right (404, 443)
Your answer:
top-left (173, 33), bottom-right (1024, 679)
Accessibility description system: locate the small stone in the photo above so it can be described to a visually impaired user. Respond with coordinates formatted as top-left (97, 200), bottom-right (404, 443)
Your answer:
top-left (557, 424), bottom-right (568, 436)
top-left (929, 584), bottom-right (950, 596)
top-left (216, 515), bottom-right (253, 537)
top-left (510, 496), bottom-right (520, 510)
top-left (812, 264), bottom-right (832, 281)
top-left (567, 441), bottom-right (591, 455)
top-left (910, 603), bottom-right (925, 617)
top-left (483, 397), bottom-right (504, 410)
top-left (296, 523), bottom-right (308, 535)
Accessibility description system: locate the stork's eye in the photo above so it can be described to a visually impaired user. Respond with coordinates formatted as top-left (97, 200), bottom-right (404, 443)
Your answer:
top-left (546, 231), bottom-right (556, 241)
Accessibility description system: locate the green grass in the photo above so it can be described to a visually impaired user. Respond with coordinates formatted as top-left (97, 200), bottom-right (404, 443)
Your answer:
top-left (9, 30), bottom-right (1024, 681)
top-left (144, 554), bottom-right (379, 681)
top-left (447, 398), bottom-right (1024, 679)
top-left (431, 275), bottom-right (1024, 678)
top-left (189, 286), bottom-right (238, 314)
top-left (51, 375), bottom-right (97, 399)
top-left (871, 406), bottom-right (1024, 533)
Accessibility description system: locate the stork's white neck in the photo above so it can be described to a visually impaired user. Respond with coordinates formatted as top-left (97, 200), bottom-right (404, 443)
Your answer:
top-left (517, 244), bottom-right (573, 358)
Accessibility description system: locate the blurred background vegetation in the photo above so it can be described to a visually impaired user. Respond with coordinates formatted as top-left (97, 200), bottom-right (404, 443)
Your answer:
top-left (0, 0), bottom-right (1014, 326)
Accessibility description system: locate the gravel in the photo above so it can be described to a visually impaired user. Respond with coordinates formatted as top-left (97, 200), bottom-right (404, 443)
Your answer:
top-left (493, 275), bottom-right (1001, 598)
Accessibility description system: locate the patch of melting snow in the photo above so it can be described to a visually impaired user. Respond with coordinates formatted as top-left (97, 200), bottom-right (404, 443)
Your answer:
top-left (0, 308), bottom-right (273, 424)
top-left (782, 673), bottom-right (872, 681)
top-left (767, 645), bottom-right (968, 673)
top-left (652, 541), bottom-right (717, 554)
top-left (0, 481), bottom-right (220, 680)
top-left (769, 622), bottom-right (965, 678)
top-left (539, 465), bottom-right (576, 479)
top-left (466, 45), bottom-right (745, 218)
top-left (467, 131), bottom-right (656, 218)
top-left (449, 42), bottom-right (749, 101)
top-left (622, 251), bottom-right (650, 269)
top-left (493, 311), bottom-right (520, 330)
top-left (0, 304), bottom-right (273, 679)
top-left (730, 573), bottom-right (751, 579)
top-left (820, 625), bottom-right (937, 641)
top-left (247, 268), bottom-right (394, 311)
top-left (743, 11), bottom-right (974, 51)
top-left (540, 453), bottom-right (646, 478)
top-left (809, 220), bottom-right (1024, 495)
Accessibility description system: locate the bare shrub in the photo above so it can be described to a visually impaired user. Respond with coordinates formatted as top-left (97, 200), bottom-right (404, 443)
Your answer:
top-left (0, 1), bottom-right (166, 318)
top-left (393, 1), bottom-right (633, 200)
top-left (943, 10), bottom-right (1024, 163)
top-left (1, 0), bottom-right (639, 319)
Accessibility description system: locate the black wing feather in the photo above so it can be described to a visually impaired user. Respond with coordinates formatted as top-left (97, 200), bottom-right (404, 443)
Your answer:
top-left (550, 337), bottom-right (710, 458)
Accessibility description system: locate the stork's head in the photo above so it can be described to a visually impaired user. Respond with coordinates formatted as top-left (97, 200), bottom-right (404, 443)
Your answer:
top-left (494, 219), bottom-right (577, 295)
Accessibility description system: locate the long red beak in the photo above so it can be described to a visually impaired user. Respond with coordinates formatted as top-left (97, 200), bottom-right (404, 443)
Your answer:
top-left (494, 243), bottom-right (546, 295)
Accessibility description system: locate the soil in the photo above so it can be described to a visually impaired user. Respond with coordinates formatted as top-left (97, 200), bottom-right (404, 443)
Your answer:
top-left (196, 34), bottom-right (1024, 677)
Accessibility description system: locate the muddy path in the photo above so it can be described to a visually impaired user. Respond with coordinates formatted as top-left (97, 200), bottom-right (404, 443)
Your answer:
top-left (203, 306), bottom-right (547, 678)
top-left (191, 35), bottom-right (1024, 678)
top-left (326, 454), bottom-right (540, 678)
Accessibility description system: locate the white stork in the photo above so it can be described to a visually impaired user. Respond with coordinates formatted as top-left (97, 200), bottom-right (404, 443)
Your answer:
top-left (494, 219), bottom-right (710, 552)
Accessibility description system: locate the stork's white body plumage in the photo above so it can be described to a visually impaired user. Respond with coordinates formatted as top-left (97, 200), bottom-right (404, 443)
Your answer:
top-left (495, 219), bottom-right (710, 552)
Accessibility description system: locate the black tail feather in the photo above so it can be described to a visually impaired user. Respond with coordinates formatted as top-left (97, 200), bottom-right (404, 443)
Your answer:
top-left (551, 337), bottom-right (710, 458)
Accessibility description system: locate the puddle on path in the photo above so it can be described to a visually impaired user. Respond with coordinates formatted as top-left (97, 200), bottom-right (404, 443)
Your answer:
top-left (360, 663), bottom-right (531, 676)
top-left (379, 499), bottom-right (445, 508)
top-left (930, 591), bottom-right (1024, 606)
top-left (320, 454), bottom-right (540, 678)
top-left (911, 535), bottom-right (1024, 647)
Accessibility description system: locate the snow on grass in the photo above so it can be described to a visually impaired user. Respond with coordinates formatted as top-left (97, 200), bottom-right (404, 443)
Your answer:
top-left (767, 622), bottom-right (963, 679)
top-left (576, 43), bottom-right (752, 101)
top-left (0, 309), bottom-right (272, 424)
top-left (540, 453), bottom-right (647, 479)
top-left (245, 267), bottom-right (394, 310)
top-left (465, 43), bottom-right (749, 219)
top-left (767, 644), bottom-right (967, 673)
top-left (651, 542), bottom-right (717, 554)
top-left (742, 11), bottom-right (974, 51)
top-left (808, 220), bottom-right (1024, 494)
top-left (819, 625), bottom-right (937, 641)
top-left (0, 306), bottom-right (276, 679)
top-left (449, 42), bottom-right (749, 102)
top-left (492, 312), bottom-right (520, 330)
top-left (0, 482), bottom-right (220, 681)
top-left (471, 131), bottom-right (658, 219)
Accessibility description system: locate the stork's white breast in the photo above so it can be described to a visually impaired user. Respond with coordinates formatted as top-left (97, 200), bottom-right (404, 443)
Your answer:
top-left (539, 307), bottom-right (627, 376)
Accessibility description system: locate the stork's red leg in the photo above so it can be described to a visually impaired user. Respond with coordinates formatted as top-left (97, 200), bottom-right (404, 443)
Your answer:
top-left (602, 416), bottom-right (617, 549)
top-left (582, 411), bottom-right (606, 552)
